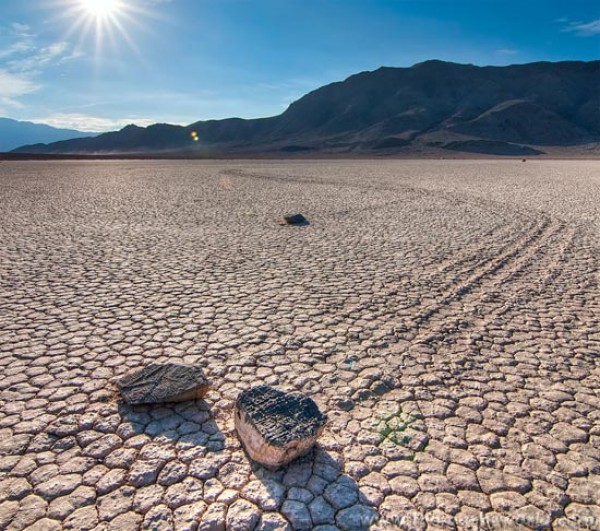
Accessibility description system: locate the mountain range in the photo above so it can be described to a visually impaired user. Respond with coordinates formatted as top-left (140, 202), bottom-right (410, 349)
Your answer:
top-left (11, 60), bottom-right (600, 156)
top-left (0, 118), bottom-right (95, 153)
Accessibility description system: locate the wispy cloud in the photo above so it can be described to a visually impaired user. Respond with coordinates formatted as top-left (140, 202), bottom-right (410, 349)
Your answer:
top-left (7, 41), bottom-right (75, 72)
top-left (0, 69), bottom-right (40, 108)
top-left (0, 23), bottom-right (36, 60)
top-left (561, 18), bottom-right (600, 37)
top-left (0, 21), bottom-right (83, 107)
top-left (32, 113), bottom-right (157, 132)
top-left (10, 22), bottom-right (34, 38)
top-left (0, 41), bottom-right (35, 60)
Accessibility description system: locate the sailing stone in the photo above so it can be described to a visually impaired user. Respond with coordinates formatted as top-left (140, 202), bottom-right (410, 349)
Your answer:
top-left (116, 363), bottom-right (209, 404)
top-left (281, 213), bottom-right (309, 225)
top-left (235, 385), bottom-right (327, 468)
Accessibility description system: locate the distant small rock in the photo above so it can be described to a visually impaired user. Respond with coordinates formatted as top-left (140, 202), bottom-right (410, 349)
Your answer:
top-left (235, 385), bottom-right (327, 468)
top-left (280, 213), bottom-right (309, 226)
top-left (116, 363), bottom-right (209, 404)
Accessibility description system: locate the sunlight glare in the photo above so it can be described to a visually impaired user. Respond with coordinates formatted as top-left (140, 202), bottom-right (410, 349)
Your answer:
top-left (82, 0), bottom-right (120, 18)
top-left (61, 0), bottom-right (150, 61)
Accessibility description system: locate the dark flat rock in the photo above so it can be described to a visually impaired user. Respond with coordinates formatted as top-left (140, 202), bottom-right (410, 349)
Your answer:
top-left (235, 385), bottom-right (327, 467)
top-left (116, 363), bottom-right (209, 404)
top-left (281, 213), bottom-right (309, 225)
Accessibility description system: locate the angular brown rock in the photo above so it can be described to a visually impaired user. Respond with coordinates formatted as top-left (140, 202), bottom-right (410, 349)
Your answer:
top-left (234, 385), bottom-right (327, 468)
top-left (116, 363), bottom-right (209, 405)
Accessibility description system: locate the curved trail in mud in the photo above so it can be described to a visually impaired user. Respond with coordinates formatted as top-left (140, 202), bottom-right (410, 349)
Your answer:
top-left (0, 160), bottom-right (598, 531)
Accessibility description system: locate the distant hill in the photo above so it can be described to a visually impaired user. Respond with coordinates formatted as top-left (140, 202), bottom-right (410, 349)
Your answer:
top-left (0, 118), bottom-right (96, 152)
top-left (12, 60), bottom-right (600, 156)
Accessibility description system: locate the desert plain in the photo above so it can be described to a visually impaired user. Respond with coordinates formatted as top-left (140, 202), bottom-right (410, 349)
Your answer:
top-left (0, 159), bottom-right (598, 530)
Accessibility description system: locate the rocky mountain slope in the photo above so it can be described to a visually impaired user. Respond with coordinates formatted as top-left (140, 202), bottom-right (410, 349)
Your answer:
top-left (12, 60), bottom-right (600, 155)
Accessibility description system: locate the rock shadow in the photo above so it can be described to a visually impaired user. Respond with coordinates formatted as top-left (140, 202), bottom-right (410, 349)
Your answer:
top-left (249, 445), bottom-right (378, 530)
top-left (117, 398), bottom-right (226, 452)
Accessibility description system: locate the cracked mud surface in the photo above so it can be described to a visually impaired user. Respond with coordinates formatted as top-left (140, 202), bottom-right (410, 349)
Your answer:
top-left (0, 159), bottom-right (598, 530)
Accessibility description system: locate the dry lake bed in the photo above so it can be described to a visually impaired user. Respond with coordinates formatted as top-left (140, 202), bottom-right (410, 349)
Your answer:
top-left (0, 159), bottom-right (598, 530)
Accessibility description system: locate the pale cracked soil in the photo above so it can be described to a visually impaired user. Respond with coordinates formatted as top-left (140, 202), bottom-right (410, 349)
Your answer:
top-left (0, 159), bottom-right (598, 531)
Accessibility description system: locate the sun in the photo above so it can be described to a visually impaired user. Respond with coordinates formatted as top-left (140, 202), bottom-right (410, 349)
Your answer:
top-left (60, 0), bottom-right (154, 59)
top-left (81, 0), bottom-right (121, 18)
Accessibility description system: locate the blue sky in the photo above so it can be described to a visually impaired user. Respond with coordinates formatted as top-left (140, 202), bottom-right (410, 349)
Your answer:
top-left (0, 0), bottom-right (598, 132)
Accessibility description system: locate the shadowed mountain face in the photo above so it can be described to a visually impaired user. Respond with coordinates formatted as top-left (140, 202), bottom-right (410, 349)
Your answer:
top-left (12, 60), bottom-right (600, 155)
top-left (0, 118), bottom-right (95, 152)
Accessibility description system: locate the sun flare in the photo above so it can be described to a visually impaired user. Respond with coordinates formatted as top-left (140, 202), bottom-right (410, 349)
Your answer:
top-left (60, 0), bottom-right (154, 60)
top-left (81, 0), bottom-right (121, 18)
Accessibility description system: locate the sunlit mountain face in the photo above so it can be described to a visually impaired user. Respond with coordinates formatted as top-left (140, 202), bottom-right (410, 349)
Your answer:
top-left (11, 60), bottom-right (600, 156)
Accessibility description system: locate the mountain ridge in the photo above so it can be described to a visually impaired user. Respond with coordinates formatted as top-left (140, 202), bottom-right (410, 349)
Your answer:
top-left (12, 60), bottom-right (600, 156)
top-left (0, 118), bottom-right (95, 152)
